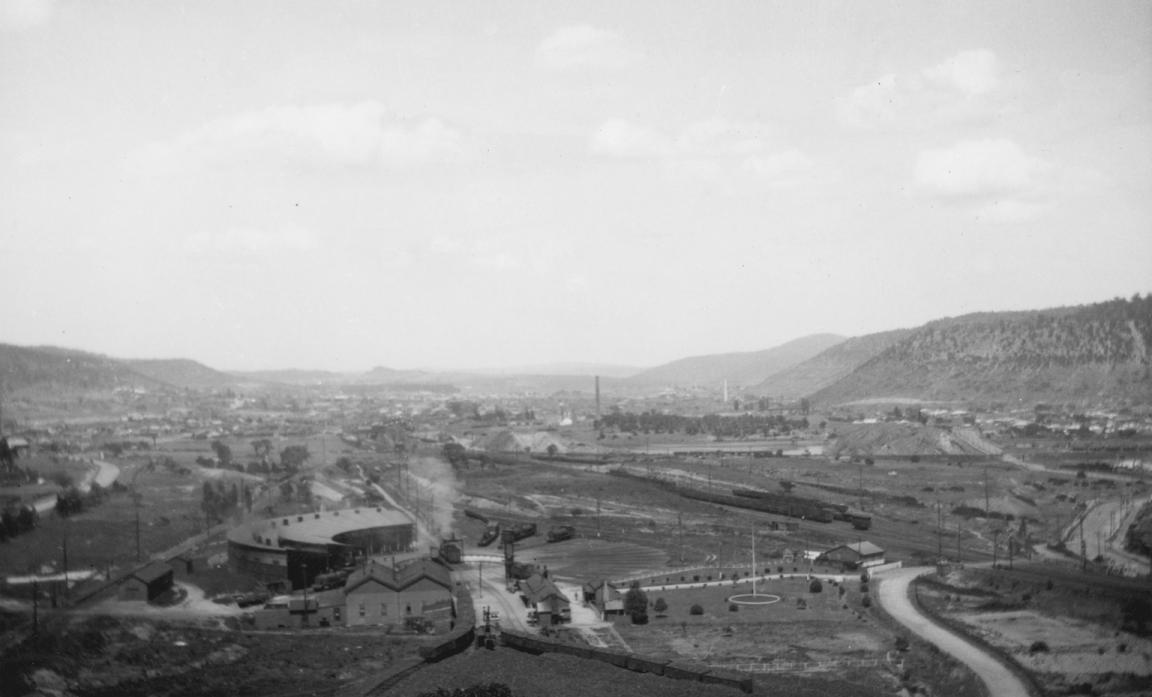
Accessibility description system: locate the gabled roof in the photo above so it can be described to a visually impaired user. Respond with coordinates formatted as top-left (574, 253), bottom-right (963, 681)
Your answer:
top-left (822, 541), bottom-right (884, 558)
top-left (521, 573), bottom-right (567, 604)
top-left (344, 558), bottom-right (452, 594)
top-left (130, 561), bottom-right (173, 584)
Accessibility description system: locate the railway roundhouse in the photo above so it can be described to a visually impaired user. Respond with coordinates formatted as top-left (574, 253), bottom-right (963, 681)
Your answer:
top-left (228, 506), bottom-right (415, 589)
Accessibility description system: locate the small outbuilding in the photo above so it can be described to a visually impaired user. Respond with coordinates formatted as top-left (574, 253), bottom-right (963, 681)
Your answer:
top-left (119, 561), bottom-right (174, 602)
top-left (818, 541), bottom-right (885, 570)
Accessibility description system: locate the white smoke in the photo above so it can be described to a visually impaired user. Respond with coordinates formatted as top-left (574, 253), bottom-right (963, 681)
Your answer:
top-left (405, 456), bottom-right (461, 543)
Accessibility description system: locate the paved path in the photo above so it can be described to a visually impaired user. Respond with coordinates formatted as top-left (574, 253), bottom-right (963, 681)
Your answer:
top-left (875, 566), bottom-right (1031, 697)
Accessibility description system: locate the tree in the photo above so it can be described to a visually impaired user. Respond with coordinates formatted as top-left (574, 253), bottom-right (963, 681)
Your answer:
top-left (280, 445), bottom-right (310, 472)
top-left (442, 442), bottom-right (466, 466)
top-left (211, 440), bottom-right (232, 468)
top-left (654, 597), bottom-right (668, 615)
top-left (546, 444), bottom-right (559, 458)
top-left (809, 578), bottom-right (823, 594)
top-left (624, 581), bottom-right (649, 623)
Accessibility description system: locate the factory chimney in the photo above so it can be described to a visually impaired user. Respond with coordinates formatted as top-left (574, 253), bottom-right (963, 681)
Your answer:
top-left (595, 375), bottom-right (601, 422)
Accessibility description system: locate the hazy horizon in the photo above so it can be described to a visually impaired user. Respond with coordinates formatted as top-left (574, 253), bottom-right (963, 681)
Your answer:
top-left (3, 1), bottom-right (1149, 373)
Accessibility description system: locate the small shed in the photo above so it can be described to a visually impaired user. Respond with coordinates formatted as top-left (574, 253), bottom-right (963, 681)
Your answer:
top-left (817, 541), bottom-right (885, 570)
top-left (119, 561), bottom-right (174, 602)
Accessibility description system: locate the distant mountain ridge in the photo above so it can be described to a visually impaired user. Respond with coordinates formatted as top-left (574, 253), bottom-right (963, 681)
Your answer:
top-left (3, 295), bottom-right (1148, 405)
top-left (808, 296), bottom-right (1152, 405)
top-left (625, 333), bottom-right (846, 388)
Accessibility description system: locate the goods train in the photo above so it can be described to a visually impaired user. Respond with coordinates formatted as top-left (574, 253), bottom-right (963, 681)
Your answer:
top-left (501, 522), bottom-right (537, 544)
top-left (729, 488), bottom-right (871, 529)
top-left (466, 508), bottom-right (502, 547)
top-left (679, 487), bottom-right (836, 523)
top-left (546, 525), bottom-right (575, 542)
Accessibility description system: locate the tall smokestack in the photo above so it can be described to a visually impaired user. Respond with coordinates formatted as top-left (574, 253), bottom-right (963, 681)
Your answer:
top-left (595, 375), bottom-right (601, 421)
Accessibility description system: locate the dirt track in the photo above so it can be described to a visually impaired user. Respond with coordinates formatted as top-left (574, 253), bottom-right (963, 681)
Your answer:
top-left (875, 566), bottom-right (1031, 697)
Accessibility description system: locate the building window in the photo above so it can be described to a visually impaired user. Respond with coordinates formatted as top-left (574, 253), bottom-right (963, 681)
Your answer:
top-left (405, 604), bottom-right (411, 615)
top-left (334, 608), bottom-right (341, 622)
top-left (380, 603), bottom-right (387, 616)
top-left (359, 604), bottom-right (365, 617)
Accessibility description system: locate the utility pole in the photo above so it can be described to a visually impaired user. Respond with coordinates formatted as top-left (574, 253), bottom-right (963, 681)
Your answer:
top-left (134, 491), bottom-right (142, 562)
top-left (678, 508), bottom-right (684, 563)
top-left (1080, 516), bottom-right (1087, 572)
top-left (61, 522), bottom-right (69, 599)
top-left (992, 529), bottom-right (1000, 568)
top-left (956, 523), bottom-right (961, 563)
top-left (936, 501), bottom-right (943, 559)
top-left (984, 465), bottom-right (990, 516)
top-left (595, 490), bottom-right (601, 539)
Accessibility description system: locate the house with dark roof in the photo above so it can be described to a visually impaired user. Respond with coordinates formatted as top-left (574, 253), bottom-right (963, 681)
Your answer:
top-left (817, 541), bottom-right (885, 570)
top-left (119, 561), bottom-right (174, 602)
top-left (520, 573), bottom-right (571, 625)
top-left (343, 558), bottom-right (453, 627)
top-left (582, 579), bottom-right (624, 617)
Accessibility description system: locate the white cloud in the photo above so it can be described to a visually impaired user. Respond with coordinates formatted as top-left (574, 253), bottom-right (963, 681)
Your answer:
top-left (185, 224), bottom-right (318, 254)
top-left (127, 102), bottom-right (464, 176)
top-left (536, 24), bottom-right (636, 71)
top-left (915, 138), bottom-right (1054, 223)
top-left (590, 119), bottom-right (670, 158)
top-left (590, 117), bottom-right (814, 188)
top-left (838, 49), bottom-right (1006, 130)
top-left (0, 0), bottom-right (56, 31)
top-left (915, 138), bottom-right (1043, 199)
top-left (922, 49), bottom-right (1000, 96)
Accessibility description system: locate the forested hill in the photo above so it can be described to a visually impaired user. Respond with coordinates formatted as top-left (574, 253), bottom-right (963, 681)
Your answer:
top-left (0, 344), bottom-right (165, 395)
top-left (0, 345), bottom-right (242, 395)
top-left (625, 333), bottom-right (846, 388)
top-left (810, 295), bottom-right (1152, 405)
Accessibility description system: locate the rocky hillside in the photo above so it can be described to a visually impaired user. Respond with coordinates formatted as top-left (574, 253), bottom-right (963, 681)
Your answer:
top-left (625, 333), bottom-right (845, 388)
top-left (753, 329), bottom-right (913, 399)
top-left (810, 295), bottom-right (1152, 405)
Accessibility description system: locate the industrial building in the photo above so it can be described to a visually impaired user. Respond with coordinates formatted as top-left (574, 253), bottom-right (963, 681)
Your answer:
top-left (118, 561), bottom-right (174, 603)
top-left (520, 573), bottom-right (571, 625)
top-left (227, 506), bottom-right (415, 589)
top-left (817, 541), bottom-right (886, 570)
top-left (343, 558), bottom-right (454, 627)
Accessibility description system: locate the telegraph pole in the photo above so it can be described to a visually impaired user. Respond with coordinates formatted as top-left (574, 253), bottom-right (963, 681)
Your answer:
top-left (984, 465), bottom-right (990, 516)
top-left (936, 501), bottom-right (943, 559)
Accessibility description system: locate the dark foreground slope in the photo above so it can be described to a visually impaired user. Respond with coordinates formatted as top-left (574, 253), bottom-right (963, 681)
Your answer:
top-left (810, 295), bottom-right (1152, 405)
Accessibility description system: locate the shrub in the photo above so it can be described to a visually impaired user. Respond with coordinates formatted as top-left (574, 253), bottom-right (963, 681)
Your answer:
top-left (1029, 641), bottom-right (1050, 653)
top-left (654, 598), bottom-right (668, 614)
top-left (809, 579), bottom-right (823, 593)
top-left (689, 604), bottom-right (704, 616)
top-left (728, 603), bottom-right (738, 612)
top-left (861, 596), bottom-right (872, 608)
top-left (894, 637), bottom-right (909, 652)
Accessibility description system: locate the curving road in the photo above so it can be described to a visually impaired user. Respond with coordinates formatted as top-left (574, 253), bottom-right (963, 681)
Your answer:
top-left (876, 566), bottom-right (1031, 697)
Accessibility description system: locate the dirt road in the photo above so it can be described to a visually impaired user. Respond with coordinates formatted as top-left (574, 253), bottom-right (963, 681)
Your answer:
top-left (875, 566), bottom-right (1032, 697)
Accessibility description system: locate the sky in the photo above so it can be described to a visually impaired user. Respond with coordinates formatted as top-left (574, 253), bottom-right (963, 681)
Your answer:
top-left (2, 0), bottom-right (1150, 372)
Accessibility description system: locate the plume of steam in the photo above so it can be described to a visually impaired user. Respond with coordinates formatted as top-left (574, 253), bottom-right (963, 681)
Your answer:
top-left (406, 456), bottom-right (460, 544)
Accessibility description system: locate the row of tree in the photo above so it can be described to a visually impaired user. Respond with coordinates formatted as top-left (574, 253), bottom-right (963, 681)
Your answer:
top-left (597, 410), bottom-right (810, 438)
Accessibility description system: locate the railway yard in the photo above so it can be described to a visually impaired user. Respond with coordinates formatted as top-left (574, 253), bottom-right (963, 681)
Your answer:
top-left (3, 420), bottom-right (1151, 697)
